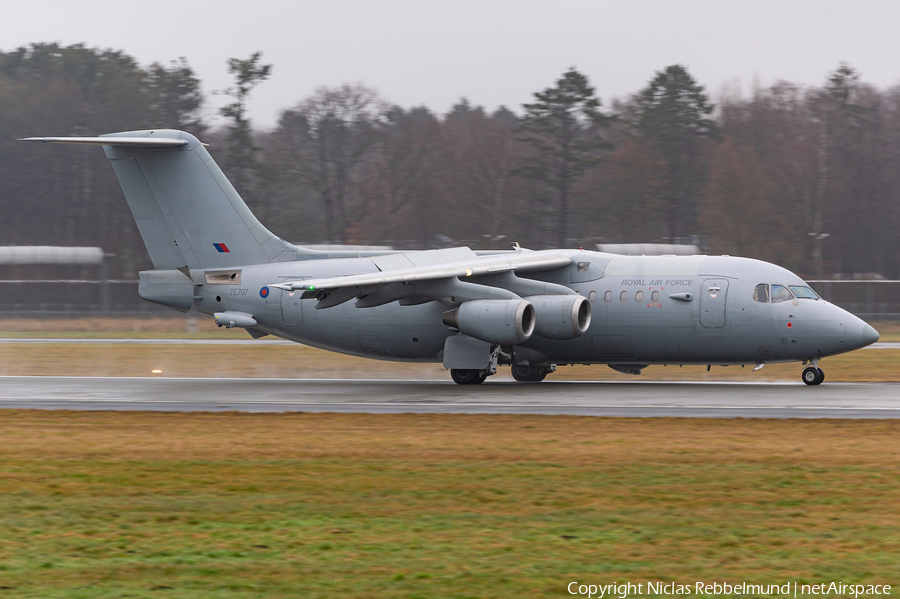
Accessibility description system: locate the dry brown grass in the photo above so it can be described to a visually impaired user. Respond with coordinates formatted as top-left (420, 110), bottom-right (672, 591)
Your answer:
top-left (0, 316), bottom-right (226, 337)
top-left (0, 342), bottom-right (896, 381)
top-left (1, 409), bottom-right (898, 465)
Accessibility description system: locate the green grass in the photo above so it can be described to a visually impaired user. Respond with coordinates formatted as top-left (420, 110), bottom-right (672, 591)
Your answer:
top-left (0, 412), bottom-right (898, 597)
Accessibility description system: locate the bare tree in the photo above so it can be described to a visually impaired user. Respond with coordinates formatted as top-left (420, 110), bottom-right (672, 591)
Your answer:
top-left (365, 106), bottom-right (441, 243)
top-left (276, 84), bottom-right (389, 242)
top-left (436, 101), bottom-right (522, 247)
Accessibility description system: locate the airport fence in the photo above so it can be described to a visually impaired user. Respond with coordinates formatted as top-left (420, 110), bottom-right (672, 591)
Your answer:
top-left (0, 279), bottom-right (897, 319)
top-left (0, 280), bottom-right (170, 316)
top-left (807, 280), bottom-right (900, 319)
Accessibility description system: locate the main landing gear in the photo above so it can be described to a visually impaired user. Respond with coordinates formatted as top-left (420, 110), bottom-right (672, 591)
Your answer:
top-left (802, 365), bottom-right (825, 385)
top-left (451, 364), bottom-right (557, 385)
top-left (510, 364), bottom-right (556, 382)
top-left (450, 369), bottom-right (488, 385)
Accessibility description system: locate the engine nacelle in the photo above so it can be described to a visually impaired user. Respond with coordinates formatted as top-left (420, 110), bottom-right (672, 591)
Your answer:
top-left (442, 299), bottom-right (535, 345)
top-left (527, 294), bottom-right (591, 339)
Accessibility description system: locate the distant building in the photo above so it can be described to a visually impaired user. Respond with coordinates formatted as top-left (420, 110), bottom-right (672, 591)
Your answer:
top-left (0, 246), bottom-right (105, 265)
top-left (597, 243), bottom-right (702, 256)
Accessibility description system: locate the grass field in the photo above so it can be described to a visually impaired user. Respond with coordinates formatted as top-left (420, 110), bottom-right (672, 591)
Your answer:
top-left (0, 317), bottom-right (898, 381)
top-left (0, 412), bottom-right (897, 598)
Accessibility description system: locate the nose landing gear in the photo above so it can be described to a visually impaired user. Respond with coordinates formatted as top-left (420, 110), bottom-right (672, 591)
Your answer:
top-left (802, 363), bottom-right (825, 385)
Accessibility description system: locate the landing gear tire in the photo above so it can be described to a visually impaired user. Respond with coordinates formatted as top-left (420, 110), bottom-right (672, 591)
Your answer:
top-left (451, 369), bottom-right (487, 385)
top-left (511, 365), bottom-right (547, 382)
top-left (802, 366), bottom-right (824, 386)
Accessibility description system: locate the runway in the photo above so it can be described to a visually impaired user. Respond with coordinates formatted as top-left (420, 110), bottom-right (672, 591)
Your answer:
top-left (0, 337), bottom-right (298, 345)
top-left (0, 376), bottom-right (898, 418)
top-left (1, 338), bottom-right (898, 349)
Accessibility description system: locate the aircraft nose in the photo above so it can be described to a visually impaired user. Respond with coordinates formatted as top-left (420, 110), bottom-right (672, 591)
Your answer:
top-left (862, 323), bottom-right (880, 347)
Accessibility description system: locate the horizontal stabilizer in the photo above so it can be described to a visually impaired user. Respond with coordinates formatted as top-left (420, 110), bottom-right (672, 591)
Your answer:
top-left (18, 136), bottom-right (189, 148)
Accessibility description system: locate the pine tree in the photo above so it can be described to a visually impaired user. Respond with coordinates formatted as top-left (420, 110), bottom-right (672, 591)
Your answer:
top-left (633, 65), bottom-right (716, 242)
top-left (219, 52), bottom-right (271, 195)
top-left (516, 68), bottom-right (610, 248)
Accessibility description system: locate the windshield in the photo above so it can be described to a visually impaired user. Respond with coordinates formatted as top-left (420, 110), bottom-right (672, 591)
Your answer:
top-left (789, 285), bottom-right (819, 300)
top-left (771, 285), bottom-right (794, 303)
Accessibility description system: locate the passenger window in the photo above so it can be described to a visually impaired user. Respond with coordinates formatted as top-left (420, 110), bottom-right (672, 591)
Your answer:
top-left (789, 285), bottom-right (819, 300)
top-left (604, 291), bottom-right (612, 302)
top-left (589, 290), bottom-right (597, 302)
top-left (651, 291), bottom-right (659, 302)
top-left (620, 291), bottom-right (628, 302)
top-left (771, 284), bottom-right (794, 303)
top-left (753, 283), bottom-right (769, 303)
top-left (635, 291), bottom-right (644, 302)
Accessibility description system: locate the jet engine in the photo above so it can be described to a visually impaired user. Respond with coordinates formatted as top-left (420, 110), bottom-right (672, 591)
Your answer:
top-left (528, 294), bottom-right (591, 339)
top-left (442, 299), bottom-right (535, 345)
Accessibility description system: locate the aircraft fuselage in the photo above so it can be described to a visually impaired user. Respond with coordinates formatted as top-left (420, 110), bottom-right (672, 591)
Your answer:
top-left (192, 250), bottom-right (876, 369)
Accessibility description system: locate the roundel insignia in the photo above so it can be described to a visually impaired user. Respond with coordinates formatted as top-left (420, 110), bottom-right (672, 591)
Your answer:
top-left (260, 286), bottom-right (270, 298)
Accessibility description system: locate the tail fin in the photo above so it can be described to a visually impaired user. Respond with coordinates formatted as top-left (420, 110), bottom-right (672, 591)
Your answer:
top-left (20, 129), bottom-right (296, 269)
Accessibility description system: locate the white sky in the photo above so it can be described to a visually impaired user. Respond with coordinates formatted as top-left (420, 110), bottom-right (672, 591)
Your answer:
top-left (4, 0), bottom-right (899, 130)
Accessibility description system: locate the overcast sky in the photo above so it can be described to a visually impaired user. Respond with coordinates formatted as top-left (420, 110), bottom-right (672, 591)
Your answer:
top-left (3, 0), bottom-right (899, 130)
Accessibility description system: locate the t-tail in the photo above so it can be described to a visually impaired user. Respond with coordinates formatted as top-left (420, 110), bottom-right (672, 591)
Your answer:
top-left (19, 129), bottom-right (297, 269)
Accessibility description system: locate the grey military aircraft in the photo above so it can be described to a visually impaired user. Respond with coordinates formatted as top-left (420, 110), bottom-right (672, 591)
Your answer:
top-left (21, 129), bottom-right (879, 385)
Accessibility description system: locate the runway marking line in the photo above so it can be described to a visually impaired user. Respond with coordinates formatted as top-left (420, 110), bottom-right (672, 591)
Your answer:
top-left (2, 375), bottom-right (896, 386)
top-left (0, 398), bottom-right (897, 411)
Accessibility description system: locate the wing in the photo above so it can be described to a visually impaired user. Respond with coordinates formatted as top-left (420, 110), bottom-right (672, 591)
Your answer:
top-left (272, 247), bottom-right (577, 309)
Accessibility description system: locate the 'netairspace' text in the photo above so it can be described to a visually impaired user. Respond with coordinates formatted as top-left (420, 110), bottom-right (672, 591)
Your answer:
top-left (567, 581), bottom-right (891, 598)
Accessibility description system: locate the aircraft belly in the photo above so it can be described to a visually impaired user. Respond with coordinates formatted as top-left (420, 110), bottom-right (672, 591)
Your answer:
top-left (306, 301), bottom-right (448, 362)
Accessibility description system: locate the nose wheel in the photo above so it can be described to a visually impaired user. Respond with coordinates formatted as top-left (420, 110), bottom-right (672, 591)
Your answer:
top-left (802, 366), bottom-right (824, 385)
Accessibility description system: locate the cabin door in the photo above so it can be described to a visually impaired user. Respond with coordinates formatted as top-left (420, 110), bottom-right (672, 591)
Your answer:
top-left (700, 278), bottom-right (729, 328)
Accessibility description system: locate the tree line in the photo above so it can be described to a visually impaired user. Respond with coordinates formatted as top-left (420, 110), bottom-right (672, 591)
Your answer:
top-left (2, 43), bottom-right (899, 280)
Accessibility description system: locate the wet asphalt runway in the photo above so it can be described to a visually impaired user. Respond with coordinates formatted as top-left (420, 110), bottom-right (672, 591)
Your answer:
top-left (0, 376), bottom-right (898, 419)
top-left (2, 339), bottom-right (898, 349)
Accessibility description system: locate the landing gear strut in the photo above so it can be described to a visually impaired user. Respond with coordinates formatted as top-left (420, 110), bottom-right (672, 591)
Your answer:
top-left (450, 369), bottom-right (488, 385)
top-left (802, 365), bottom-right (824, 385)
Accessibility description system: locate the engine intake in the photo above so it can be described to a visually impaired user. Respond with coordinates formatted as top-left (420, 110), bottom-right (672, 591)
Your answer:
top-left (528, 294), bottom-right (591, 339)
top-left (442, 299), bottom-right (535, 345)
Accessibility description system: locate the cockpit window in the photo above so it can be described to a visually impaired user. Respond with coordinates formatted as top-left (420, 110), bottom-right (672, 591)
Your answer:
top-left (789, 285), bottom-right (819, 300)
top-left (771, 285), bottom-right (794, 303)
top-left (753, 283), bottom-right (769, 303)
